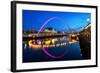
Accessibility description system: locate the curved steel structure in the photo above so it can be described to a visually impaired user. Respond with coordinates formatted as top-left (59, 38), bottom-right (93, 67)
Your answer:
top-left (37, 16), bottom-right (70, 59)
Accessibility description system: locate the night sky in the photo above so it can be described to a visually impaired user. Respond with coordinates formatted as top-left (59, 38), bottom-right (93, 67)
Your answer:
top-left (22, 10), bottom-right (91, 32)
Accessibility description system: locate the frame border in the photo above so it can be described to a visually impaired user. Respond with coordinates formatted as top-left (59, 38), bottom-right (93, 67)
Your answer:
top-left (11, 1), bottom-right (98, 72)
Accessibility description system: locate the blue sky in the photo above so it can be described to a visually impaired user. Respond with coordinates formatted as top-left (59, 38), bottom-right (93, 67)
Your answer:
top-left (22, 10), bottom-right (91, 32)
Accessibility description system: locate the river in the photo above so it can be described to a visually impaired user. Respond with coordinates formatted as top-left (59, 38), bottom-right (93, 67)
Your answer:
top-left (23, 42), bottom-right (82, 63)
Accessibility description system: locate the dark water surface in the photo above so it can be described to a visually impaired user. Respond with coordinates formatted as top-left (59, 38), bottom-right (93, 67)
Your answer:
top-left (23, 42), bottom-right (82, 63)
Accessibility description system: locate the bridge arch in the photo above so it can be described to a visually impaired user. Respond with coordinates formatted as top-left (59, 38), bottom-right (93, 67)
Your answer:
top-left (37, 16), bottom-right (71, 59)
top-left (37, 16), bottom-right (71, 35)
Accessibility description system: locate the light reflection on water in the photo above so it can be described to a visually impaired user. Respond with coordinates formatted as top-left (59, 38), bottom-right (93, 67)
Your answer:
top-left (23, 42), bottom-right (82, 63)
